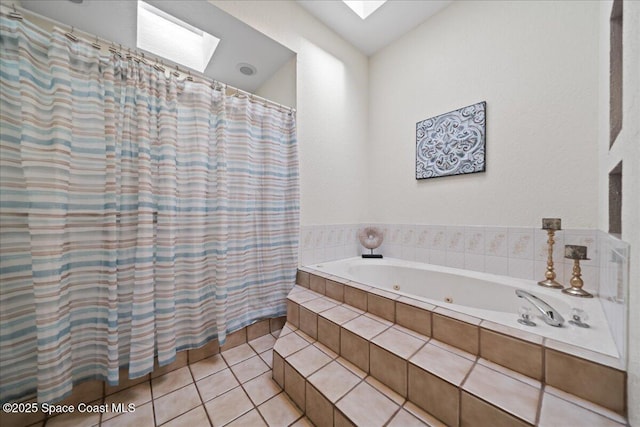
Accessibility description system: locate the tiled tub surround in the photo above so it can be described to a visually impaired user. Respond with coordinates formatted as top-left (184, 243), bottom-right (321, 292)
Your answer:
top-left (598, 232), bottom-right (630, 368)
top-left (299, 225), bottom-right (630, 367)
top-left (371, 225), bottom-right (602, 286)
top-left (280, 270), bottom-right (629, 426)
top-left (309, 257), bottom-right (618, 358)
top-left (301, 224), bottom-right (609, 288)
top-left (299, 225), bottom-right (362, 267)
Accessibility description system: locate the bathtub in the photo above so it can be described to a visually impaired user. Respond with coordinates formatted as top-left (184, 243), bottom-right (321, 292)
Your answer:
top-left (309, 257), bottom-right (619, 358)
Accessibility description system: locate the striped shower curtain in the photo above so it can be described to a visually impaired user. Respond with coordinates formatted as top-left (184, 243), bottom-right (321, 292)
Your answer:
top-left (0, 16), bottom-right (298, 403)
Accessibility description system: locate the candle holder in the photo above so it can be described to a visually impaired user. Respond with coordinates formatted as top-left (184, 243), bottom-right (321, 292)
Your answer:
top-left (562, 245), bottom-right (593, 298)
top-left (538, 218), bottom-right (563, 289)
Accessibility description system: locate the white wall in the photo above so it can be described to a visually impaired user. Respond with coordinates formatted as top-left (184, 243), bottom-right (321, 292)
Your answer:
top-left (210, 0), bottom-right (369, 227)
top-left (256, 56), bottom-right (297, 109)
top-left (367, 1), bottom-right (599, 228)
top-left (214, 2), bottom-right (638, 419)
top-left (598, 1), bottom-right (640, 423)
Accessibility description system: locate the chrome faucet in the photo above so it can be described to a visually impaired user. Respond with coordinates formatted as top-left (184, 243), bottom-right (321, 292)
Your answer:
top-left (515, 289), bottom-right (565, 327)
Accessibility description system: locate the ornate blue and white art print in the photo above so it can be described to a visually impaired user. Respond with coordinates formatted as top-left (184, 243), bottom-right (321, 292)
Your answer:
top-left (416, 101), bottom-right (486, 179)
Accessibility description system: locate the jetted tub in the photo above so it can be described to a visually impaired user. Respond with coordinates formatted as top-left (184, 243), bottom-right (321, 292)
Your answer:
top-left (309, 257), bottom-right (619, 358)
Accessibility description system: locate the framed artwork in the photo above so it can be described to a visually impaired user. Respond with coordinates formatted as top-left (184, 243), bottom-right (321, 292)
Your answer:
top-left (416, 101), bottom-right (486, 179)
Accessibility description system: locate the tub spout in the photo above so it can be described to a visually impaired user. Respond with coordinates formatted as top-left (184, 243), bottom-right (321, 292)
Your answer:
top-left (515, 289), bottom-right (565, 327)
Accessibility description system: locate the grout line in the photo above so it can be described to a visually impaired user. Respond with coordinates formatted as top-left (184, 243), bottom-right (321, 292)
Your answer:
top-left (463, 387), bottom-right (535, 426)
top-left (97, 386), bottom-right (105, 427)
top-left (535, 384), bottom-right (545, 425)
top-left (475, 359), bottom-right (542, 390)
top-left (332, 374), bottom-right (365, 418)
top-left (382, 405), bottom-right (403, 427)
top-left (218, 345), bottom-right (270, 426)
top-left (186, 355), bottom-right (213, 427)
top-left (545, 387), bottom-right (629, 425)
top-left (148, 376), bottom-right (157, 427)
top-left (363, 375), bottom-right (407, 412)
top-left (151, 383), bottom-right (197, 426)
top-left (542, 343), bottom-right (547, 384)
top-left (258, 349), bottom-right (274, 368)
top-left (477, 317), bottom-right (482, 358)
top-left (100, 381), bottom-right (106, 426)
top-left (459, 356), bottom-right (478, 390)
top-left (213, 387), bottom-right (253, 427)
top-left (288, 414), bottom-right (305, 426)
top-left (294, 365), bottom-right (310, 426)
top-left (458, 386), bottom-right (463, 425)
top-left (215, 380), bottom-right (252, 425)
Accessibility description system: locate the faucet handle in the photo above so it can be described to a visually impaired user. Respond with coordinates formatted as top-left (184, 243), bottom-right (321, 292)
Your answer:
top-left (517, 306), bottom-right (536, 326)
top-left (569, 308), bottom-right (590, 328)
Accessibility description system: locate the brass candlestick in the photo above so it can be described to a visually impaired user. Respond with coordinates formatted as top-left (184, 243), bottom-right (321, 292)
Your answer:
top-left (562, 245), bottom-right (593, 298)
top-left (538, 218), bottom-right (563, 289)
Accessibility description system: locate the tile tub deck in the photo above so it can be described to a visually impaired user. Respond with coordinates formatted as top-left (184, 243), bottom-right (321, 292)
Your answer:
top-left (273, 268), bottom-right (630, 426)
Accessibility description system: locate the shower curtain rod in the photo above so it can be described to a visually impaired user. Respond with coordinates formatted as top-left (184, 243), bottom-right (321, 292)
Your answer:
top-left (1, 3), bottom-right (296, 114)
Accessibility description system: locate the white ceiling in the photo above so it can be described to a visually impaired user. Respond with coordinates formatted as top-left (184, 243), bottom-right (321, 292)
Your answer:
top-left (20, 0), bottom-right (295, 92)
top-left (297, 0), bottom-right (452, 56)
top-left (19, 0), bottom-right (453, 89)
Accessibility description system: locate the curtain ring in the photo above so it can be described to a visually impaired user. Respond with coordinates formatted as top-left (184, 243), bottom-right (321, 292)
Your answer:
top-left (91, 36), bottom-right (101, 50)
top-left (65, 26), bottom-right (78, 42)
top-left (9, 4), bottom-right (23, 20)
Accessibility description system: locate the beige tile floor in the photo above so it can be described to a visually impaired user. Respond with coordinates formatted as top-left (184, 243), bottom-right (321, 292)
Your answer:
top-left (5, 318), bottom-right (628, 427)
top-left (19, 331), bottom-right (313, 427)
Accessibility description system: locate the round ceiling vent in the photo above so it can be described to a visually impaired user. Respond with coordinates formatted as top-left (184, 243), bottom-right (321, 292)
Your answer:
top-left (237, 63), bottom-right (257, 76)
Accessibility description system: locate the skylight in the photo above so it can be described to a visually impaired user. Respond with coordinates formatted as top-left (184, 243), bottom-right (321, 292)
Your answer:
top-left (342, 0), bottom-right (387, 20)
top-left (137, 1), bottom-right (219, 73)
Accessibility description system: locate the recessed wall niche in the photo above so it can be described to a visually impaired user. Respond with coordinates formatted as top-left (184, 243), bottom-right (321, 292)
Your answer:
top-left (609, 162), bottom-right (622, 235)
top-left (609, 0), bottom-right (622, 148)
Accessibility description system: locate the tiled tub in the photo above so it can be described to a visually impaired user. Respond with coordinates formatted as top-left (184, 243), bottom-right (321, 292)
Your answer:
top-left (295, 258), bottom-right (627, 418)
top-left (310, 257), bottom-right (618, 358)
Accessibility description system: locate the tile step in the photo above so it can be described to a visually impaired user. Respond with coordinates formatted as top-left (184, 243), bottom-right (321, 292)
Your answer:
top-left (273, 283), bottom-right (628, 426)
top-left (296, 268), bottom-right (627, 417)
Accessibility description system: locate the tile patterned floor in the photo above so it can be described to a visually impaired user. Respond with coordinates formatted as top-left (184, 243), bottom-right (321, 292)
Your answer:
top-left (4, 318), bottom-right (628, 427)
top-left (15, 331), bottom-right (313, 427)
